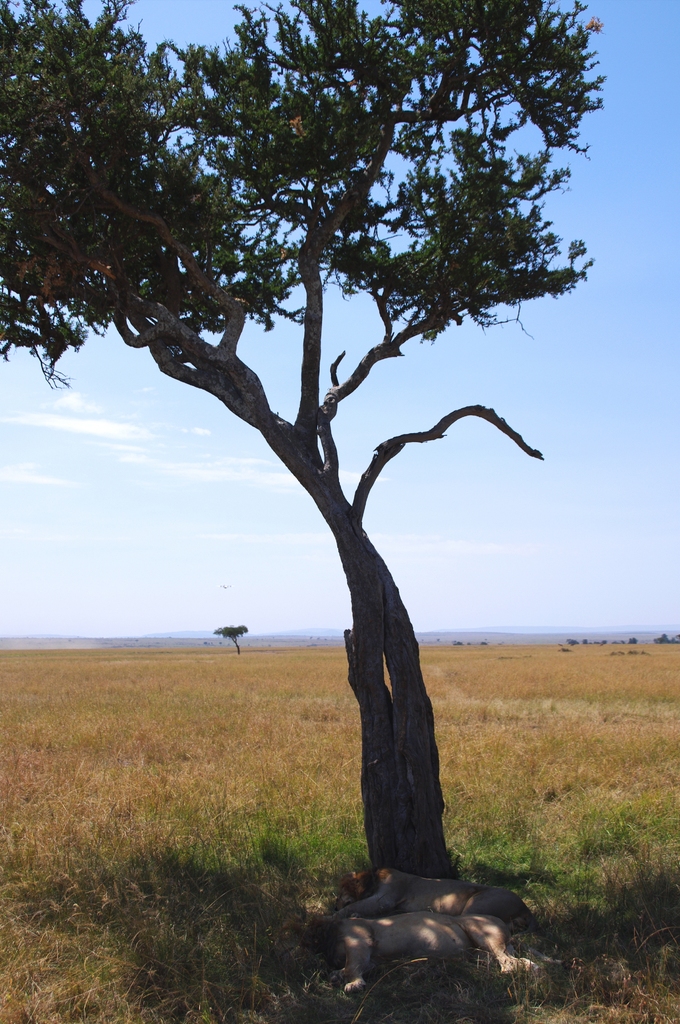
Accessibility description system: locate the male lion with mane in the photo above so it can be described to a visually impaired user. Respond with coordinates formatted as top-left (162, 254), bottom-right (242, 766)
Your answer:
top-left (335, 868), bottom-right (538, 932)
top-left (302, 911), bottom-right (545, 994)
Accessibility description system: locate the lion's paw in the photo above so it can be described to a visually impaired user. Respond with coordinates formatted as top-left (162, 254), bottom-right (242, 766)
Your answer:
top-left (344, 978), bottom-right (366, 994)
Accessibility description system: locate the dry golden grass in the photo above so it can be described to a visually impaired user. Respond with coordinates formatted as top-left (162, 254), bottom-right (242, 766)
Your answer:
top-left (1, 644), bottom-right (679, 1023)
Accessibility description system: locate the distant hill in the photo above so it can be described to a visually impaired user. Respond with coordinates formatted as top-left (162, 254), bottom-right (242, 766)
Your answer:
top-left (142, 627), bottom-right (345, 638)
top-left (139, 625), bottom-right (680, 641)
top-left (267, 628), bottom-right (344, 637)
top-left (142, 631), bottom-right (214, 638)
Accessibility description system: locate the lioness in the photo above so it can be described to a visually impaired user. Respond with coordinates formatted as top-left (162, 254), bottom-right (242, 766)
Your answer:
top-left (302, 911), bottom-right (542, 993)
top-left (335, 868), bottom-right (537, 932)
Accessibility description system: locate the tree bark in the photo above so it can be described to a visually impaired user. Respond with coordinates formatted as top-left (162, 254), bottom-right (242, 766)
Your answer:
top-left (331, 516), bottom-right (454, 878)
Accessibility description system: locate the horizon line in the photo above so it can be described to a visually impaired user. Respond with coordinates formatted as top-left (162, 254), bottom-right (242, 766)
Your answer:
top-left (3, 624), bottom-right (679, 640)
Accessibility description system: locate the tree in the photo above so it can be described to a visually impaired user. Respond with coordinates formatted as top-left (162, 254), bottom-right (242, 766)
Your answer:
top-left (214, 624), bottom-right (249, 654)
top-left (0, 0), bottom-right (602, 876)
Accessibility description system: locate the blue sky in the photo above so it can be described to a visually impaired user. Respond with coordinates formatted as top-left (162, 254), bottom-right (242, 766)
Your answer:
top-left (1, 0), bottom-right (678, 636)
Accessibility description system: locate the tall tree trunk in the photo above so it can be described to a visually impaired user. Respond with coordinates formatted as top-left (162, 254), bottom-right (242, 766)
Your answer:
top-left (254, 422), bottom-right (454, 877)
top-left (331, 517), bottom-right (454, 878)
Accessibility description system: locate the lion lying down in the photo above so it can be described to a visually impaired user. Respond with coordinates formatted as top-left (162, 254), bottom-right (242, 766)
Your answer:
top-left (335, 868), bottom-right (537, 933)
top-left (303, 911), bottom-right (547, 994)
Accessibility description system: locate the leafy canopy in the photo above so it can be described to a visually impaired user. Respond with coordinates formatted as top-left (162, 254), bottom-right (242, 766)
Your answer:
top-left (0, 0), bottom-right (602, 380)
top-left (214, 625), bottom-right (249, 640)
top-left (214, 625), bottom-right (249, 653)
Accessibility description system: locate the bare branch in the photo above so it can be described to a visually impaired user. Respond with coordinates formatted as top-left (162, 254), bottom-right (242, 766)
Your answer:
top-left (327, 304), bottom-right (459, 409)
top-left (111, 292), bottom-right (276, 433)
top-left (31, 346), bottom-right (72, 388)
top-left (112, 310), bottom-right (167, 349)
top-left (330, 350), bottom-right (346, 387)
top-left (146, 331), bottom-right (278, 431)
top-left (352, 405), bottom-right (543, 524)
top-left (216, 303), bottom-right (247, 358)
top-left (317, 406), bottom-right (340, 478)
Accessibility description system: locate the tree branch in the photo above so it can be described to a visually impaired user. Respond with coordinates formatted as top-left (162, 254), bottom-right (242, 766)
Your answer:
top-left (352, 405), bottom-right (543, 524)
top-left (325, 303), bottom-right (459, 412)
top-left (330, 350), bottom-right (346, 387)
top-left (76, 155), bottom-right (247, 344)
top-left (393, 97), bottom-right (483, 126)
top-left (293, 123), bottom-right (396, 450)
top-left (112, 293), bottom-right (273, 430)
top-left (40, 223), bottom-right (117, 281)
top-left (305, 122), bottom-right (396, 260)
top-left (317, 406), bottom-right (340, 478)
top-left (373, 289), bottom-right (394, 340)
top-left (294, 250), bottom-right (324, 454)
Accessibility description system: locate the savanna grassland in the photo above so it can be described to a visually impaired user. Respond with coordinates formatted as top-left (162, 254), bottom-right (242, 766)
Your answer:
top-left (1, 644), bottom-right (680, 1024)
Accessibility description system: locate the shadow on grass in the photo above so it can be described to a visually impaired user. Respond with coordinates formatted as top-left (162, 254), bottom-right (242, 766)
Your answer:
top-left (9, 845), bottom-right (680, 1023)
top-left (103, 853), bottom-right (520, 1024)
top-left (464, 862), bottom-right (559, 890)
top-left (10, 845), bottom-right (518, 1023)
top-left (554, 857), bottom-right (680, 951)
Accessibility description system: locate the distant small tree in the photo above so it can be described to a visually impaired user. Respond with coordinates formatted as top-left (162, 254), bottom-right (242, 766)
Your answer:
top-left (214, 625), bottom-right (249, 654)
top-left (653, 634), bottom-right (680, 645)
top-left (566, 639), bottom-right (579, 645)
top-left (628, 637), bottom-right (638, 645)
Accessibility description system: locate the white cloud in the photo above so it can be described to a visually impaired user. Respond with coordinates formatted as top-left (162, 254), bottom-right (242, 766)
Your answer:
top-left (53, 391), bottom-right (103, 414)
top-left (1, 413), bottom-right (151, 441)
top-left (0, 463), bottom-right (77, 486)
top-left (117, 452), bottom-right (299, 490)
top-left (181, 427), bottom-right (212, 436)
top-left (339, 469), bottom-right (362, 486)
top-left (372, 533), bottom-right (541, 556)
top-left (0, 525), bottom-right (132, 542)
top-left (95, 443), bottom-right (148, 453)
top-left (198, 531), bottom-right (538, 555)
top-left (199, 532), bottom-right (333, 545)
